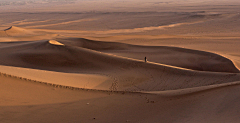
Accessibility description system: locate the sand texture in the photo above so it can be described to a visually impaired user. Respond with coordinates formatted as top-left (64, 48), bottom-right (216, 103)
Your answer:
top-left (1, 0), bottom-right (240, 122)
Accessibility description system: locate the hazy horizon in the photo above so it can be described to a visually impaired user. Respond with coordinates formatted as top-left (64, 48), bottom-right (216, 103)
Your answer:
top-left (0, 0), bottom-right (240, 13)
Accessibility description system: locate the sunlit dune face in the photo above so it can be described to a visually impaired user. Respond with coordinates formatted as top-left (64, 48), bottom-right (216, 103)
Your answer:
top-left (49, 40), bottom-right (64, 46)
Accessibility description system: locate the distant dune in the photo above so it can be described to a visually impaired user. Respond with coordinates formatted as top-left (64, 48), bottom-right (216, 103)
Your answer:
top-left (4, 26), bottom-right (35, 36)
top-left (0, 26), bottom-right (58, 41)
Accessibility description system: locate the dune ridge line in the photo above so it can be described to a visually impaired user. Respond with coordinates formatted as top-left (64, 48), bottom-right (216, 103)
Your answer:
top-left (57, 38), bottom-right (240, 73)
top-left (0, 71), bottom-right (114, 93)
top-left (1, 71), bottom-right (240, 95)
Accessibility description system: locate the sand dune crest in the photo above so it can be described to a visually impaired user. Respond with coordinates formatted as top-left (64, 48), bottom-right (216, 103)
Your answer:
top-left (4, 26), bottom-right (13, 31)
top-left (58, 38), bottom-right (240, 73)
top-left (4, 26), bottom-right (34, 35)
top-left (0, 26), bottom-right (59, 41)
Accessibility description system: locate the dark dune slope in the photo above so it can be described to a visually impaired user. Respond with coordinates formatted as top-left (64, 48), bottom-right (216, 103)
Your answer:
top-left (57, 38), bottom-right (239, 73)
top-left (0, 40), bottom-right (239, 92)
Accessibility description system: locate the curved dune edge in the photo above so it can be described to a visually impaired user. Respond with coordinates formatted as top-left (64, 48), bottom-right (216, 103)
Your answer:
top-left (221, 54), bottom-right (240, 71)
top-left (220, 55), bottom-right (240, 71)
top-left (103, 52), bottom-right (196, 72)
top-left (78, 43), bottom-right (240, 73)
top-left (102, 51), bottom-right (239, 73)
top-left (0, 26), bottom-right (59, 41)
top-left (1, 71), bottom-right (240, 95)
top-left (4, 26), bottom-right (34, 35)
top-left (50, 38), bottom-right (238, 73)
top-left (56, 38), bottom-right (239, 73)
top-left (0, 71), bottom-right (131, 94)
top-left (145, 80), bottom-right (240, 96)
top-left (191, 48), bottom-right (240, 72)
top-left (0, 72), bottom-right (111, 92)
top-left (182, 47), bottom-right (240, 72)
top-left (4, 26), bottom-right (14, 31)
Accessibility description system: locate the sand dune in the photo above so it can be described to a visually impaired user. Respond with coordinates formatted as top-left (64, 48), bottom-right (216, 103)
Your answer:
top-left (0, 65), bottom-right (109, 92)
top-left (4, 26), bottom-right (35, 36)
top-left (0, 27), bottom-right (239, 92)
top-left (0, 31), bottom-right (7, 37)
top-left (1, 3), bottom-right (240, 122)
top-left (0, 38), bottom-right (239, 92)
top-left (0, 26), bottom-right (59, 41)
top-left (1, 70), bottom-right (240, 123)
top-left (57, 38), bottom-right (239, 73)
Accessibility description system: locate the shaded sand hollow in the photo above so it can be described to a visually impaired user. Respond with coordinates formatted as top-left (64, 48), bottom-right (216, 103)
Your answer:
top-left (1, 2), bottom-right (240, 122)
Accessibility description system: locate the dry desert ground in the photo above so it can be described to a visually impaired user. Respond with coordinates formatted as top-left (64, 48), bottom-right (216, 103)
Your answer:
top-left (0, 0), bottom-right (240, 123)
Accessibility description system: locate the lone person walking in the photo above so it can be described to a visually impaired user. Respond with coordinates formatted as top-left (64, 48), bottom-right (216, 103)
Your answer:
top-left (145, 57), bottom-right (147, 63)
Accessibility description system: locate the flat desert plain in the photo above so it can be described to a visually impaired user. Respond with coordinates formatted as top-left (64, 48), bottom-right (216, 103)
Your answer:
top-left (0, 0), bottom-right (240, 122)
